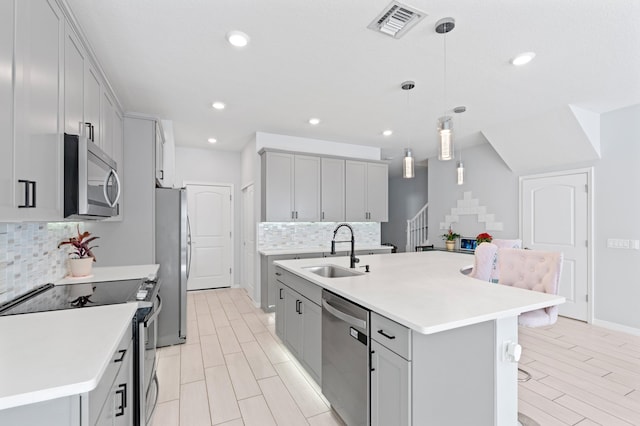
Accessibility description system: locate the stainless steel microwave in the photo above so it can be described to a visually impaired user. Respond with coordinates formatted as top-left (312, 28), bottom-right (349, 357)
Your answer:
top-left (63, 133), bottom-right (121, 219)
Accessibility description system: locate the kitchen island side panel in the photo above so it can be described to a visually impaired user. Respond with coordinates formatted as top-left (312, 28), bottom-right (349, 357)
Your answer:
top-left (411, 320), bottom-right (495, 425)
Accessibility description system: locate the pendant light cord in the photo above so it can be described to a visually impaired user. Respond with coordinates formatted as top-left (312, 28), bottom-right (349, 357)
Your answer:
top-left (443, 30), bottom-right (447, 117)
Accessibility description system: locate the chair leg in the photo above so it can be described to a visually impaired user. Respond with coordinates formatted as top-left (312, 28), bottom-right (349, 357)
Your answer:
top-left (518, 367), bottom-right (532, 382)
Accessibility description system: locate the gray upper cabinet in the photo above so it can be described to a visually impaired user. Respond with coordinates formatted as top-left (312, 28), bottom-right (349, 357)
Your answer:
top-left (0, 0), bottom-right (124, 222)
top-left (12, 0), bottom-right (64, 220)
top-left (84, 63), bottom-right (101, 147)
top-left (321, 157), bottom-right (345, 222)
top-left (64, 22), bottom-right (85, 136)
top-left (345, 161), bottom-right (389, 222)
top-left (261, 151), bottom-right (321, 222)
top-left (0, 0), bottom-right (15, 216)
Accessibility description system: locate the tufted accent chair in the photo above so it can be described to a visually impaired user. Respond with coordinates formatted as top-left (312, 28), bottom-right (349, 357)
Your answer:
top-left (497, 248), bottom-right (563, 327)
top-left (470, 242), bottom-right (498, 282)
top-left (489, 239), bottom-right (522, 282)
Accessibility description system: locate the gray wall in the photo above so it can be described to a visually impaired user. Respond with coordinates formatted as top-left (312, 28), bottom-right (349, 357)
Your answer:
top-left (174, 147), bottom-right (242, 286)
top-left (427, 104), bottom-right (640, 331)
top-left (381, 165), bottom-right (428, 252)
top-left (594, 104), bottom-right (640, 329)
top-left (428, 143), bottom-right (519, 247)
top-left (87, 116), bottom-right (156, 266)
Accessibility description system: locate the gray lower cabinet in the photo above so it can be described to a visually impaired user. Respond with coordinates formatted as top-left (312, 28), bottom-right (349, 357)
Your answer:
top-left (370, 340), bottom-right (411, 426)
top-left (261, 252), bottom-right (319, 312)
top-left (274, 267), bottom-right (322, 384)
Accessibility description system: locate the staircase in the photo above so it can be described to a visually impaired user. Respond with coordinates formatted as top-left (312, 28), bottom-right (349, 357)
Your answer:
top-left (406, 202), bottom-right (429, 252)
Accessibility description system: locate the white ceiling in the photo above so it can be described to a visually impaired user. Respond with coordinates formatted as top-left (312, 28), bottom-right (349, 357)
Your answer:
top-left (66, 0), bottom-right (640, 173)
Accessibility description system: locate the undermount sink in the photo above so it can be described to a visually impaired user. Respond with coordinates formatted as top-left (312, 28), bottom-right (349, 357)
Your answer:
top-left (303, 265), bottom-right (364, 278)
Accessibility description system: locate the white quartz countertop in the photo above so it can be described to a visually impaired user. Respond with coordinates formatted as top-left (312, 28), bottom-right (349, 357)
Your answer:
top-left (259, 245), bottom-right (393, 256)
top-left (0, 303), bottom-right (139, 410)
top-left (274, 251), bottom-right (565, 335)
top-left (54, 264), bottom-right (159, 285)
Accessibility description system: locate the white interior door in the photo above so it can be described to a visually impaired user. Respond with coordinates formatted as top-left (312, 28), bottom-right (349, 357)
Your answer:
top-left (241, 184), bottom-right (256, 301)
top-left (187, 184), bottom-right (232, 290)
top-left (521, 171), bottom-right (590, 321)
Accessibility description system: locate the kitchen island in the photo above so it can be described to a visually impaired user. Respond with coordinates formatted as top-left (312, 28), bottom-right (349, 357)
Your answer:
top-left (274, 251), bottom-right (564, 425)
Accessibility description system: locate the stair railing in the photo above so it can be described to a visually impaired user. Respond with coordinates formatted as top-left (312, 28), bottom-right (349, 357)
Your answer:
top-left (406, 202), bottom-right (429, 252)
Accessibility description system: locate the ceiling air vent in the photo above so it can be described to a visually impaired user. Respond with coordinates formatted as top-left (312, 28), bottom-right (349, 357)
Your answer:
top-left (367, 1), bottom-right (427, 39)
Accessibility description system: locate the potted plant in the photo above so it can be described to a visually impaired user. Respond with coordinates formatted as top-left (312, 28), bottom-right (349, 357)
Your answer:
top-left (441, 227), bottom-right (460, 251)
top-left (476, 232), bottom-right (493, 245)
top-left (58, 226), bottom-right (99, 277)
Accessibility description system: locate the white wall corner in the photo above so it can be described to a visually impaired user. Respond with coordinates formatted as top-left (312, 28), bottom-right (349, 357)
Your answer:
top-left (569, 104), bottom-right (601, 157)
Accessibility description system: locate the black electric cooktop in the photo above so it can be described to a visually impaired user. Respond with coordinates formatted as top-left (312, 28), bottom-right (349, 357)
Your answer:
top-left (0, 279), bottom-right (145, 316)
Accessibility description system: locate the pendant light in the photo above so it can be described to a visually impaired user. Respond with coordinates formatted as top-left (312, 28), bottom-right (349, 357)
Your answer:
top-left (403, 149), bottom-right (415, 179)
top-left (435, 17), bottom-right (455, 161)
top-left (401, 80), bottom-right (415, 179)
top-left (454, 106), bottom-right (466, 185)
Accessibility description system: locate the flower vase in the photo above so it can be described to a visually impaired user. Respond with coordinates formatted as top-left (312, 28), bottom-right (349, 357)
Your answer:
top-left (68, 257), bottom-right (94, 277)
top-left (445, 240), bottom-right (455, 251)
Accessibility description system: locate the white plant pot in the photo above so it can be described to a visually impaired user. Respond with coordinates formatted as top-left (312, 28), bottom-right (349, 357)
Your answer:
top-left (68, 257), bottom-right (94, 277)
top-left (445, 240), bottom-right (455, 251)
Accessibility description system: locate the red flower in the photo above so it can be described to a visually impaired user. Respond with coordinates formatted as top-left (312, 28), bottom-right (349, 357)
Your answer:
top-left (476, 233), bottom-right (493, 244)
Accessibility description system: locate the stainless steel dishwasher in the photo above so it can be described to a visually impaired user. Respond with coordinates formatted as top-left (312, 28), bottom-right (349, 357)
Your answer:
top-left (322, 289), bottom-right (370, 426)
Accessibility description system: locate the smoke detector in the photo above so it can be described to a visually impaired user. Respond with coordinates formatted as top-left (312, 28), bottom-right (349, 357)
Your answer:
top-left (368, 1), bottom-right (427, 39)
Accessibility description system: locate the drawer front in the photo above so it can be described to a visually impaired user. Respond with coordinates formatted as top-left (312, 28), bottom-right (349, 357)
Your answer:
top-left (276, 267), bottom-right (322, 305)
top-left (89, 321), bottom-right (133, 424)
top-left (371, 312), bottom-right (411, 360)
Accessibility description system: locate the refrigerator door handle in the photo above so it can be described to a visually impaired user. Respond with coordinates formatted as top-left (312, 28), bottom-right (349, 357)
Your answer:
top-left (186, 215), bottom-right (192, 279)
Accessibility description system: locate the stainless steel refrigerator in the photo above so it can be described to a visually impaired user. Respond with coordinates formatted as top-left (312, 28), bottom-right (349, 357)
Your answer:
top-left (155, 187), bottom-right (190, 347)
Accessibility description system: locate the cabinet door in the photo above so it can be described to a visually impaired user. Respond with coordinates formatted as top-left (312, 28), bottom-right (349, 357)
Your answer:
top-left (263, 152), bottom-right (294, 221)
top-left (283, 287), bottom-right (302, 358)
top-left (101, 90), bottom-right (115, 158)
top-left (321, 158), bottom-right (345, 222)
top-left (0, 0), bottom-right (14, 214)
top-left (155, 121), bottom-right (164, 185)
top-left (84, 63), bottom-right (101, 146)
top-left (301, 298), bottom-right (322, 384)
top-left (370, 340), bottom-right (411, 426)
top-left (275, 281), bottom-right (285, 340)
top-left (13, 0), bottom-right (63, 219)
top-left (345, 160), bottom-right (367, 221)
top-left (367, 163), bottom-right (388, 222)
top-left (64, 24), bottom-right (84, 135)
top-left (293, 155), bottom-right (321, 221)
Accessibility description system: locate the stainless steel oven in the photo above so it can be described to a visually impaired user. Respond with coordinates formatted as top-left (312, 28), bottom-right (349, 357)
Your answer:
top-left (136, 292), bottom-right (162, 425)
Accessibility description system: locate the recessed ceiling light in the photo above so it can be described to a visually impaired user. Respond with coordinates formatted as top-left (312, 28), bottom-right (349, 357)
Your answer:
top-left (382, 130), bottom-right (393, 136)
top-left (309, 118), bottom-right (320, 125)
top-left (212, 102), bottom-right (226, 110)
top-left (226, 31), bottom-right (250, 47)
top-left (207, 138), bottom-right (217, 144)
top-left (511, 52), bottom-right (536, 66)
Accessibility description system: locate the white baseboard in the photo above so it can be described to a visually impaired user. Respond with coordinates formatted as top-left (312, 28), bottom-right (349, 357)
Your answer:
top-left (592, 319), bottom-right (640, 336)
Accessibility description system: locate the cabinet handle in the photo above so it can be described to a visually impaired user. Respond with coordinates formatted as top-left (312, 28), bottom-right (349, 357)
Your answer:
top-left (115, 383), bottom-right (127, 416)
top-left (377, 329), bottom-right (396, 340)
top-left (370, 350), bottom-right (376, 371)
top-left (295, 211), bottom-right (298, 219)
top-left (322, 211), bottom-right (325, 220)
top-left (114, 349), bottom-right (126, 363)
top-left (298, 300), bottom-right (303, 315)
top-left (84, 122), bottom-right (92, 141)
top-left (159, 170), bottom-right (164, 179)
top-left (275, 272), bottom-right (282, 276)
top-left (18, 180), bottom-right (36, 208)
top-left (291, 211), bottom-right (295, 219)
top-left (279, 288), bottom-right (284, 300)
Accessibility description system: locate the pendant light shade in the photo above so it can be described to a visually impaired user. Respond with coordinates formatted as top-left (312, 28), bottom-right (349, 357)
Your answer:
top-left (403, 149), bottom-right (415, 179)
top-left (438, 116), bottom-right (454, 161)
top-left (457, 161), bottom-right (464, 185)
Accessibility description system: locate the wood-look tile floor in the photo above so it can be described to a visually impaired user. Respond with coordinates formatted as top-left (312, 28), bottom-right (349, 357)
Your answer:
top-left (150, 288), bottom-right (640, 426)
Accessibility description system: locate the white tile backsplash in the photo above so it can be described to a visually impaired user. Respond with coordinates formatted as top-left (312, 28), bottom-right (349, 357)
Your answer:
top-left (0, 222), bottom-right (81, 304)
top-left (258, 222), bottom-right (381, 251)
